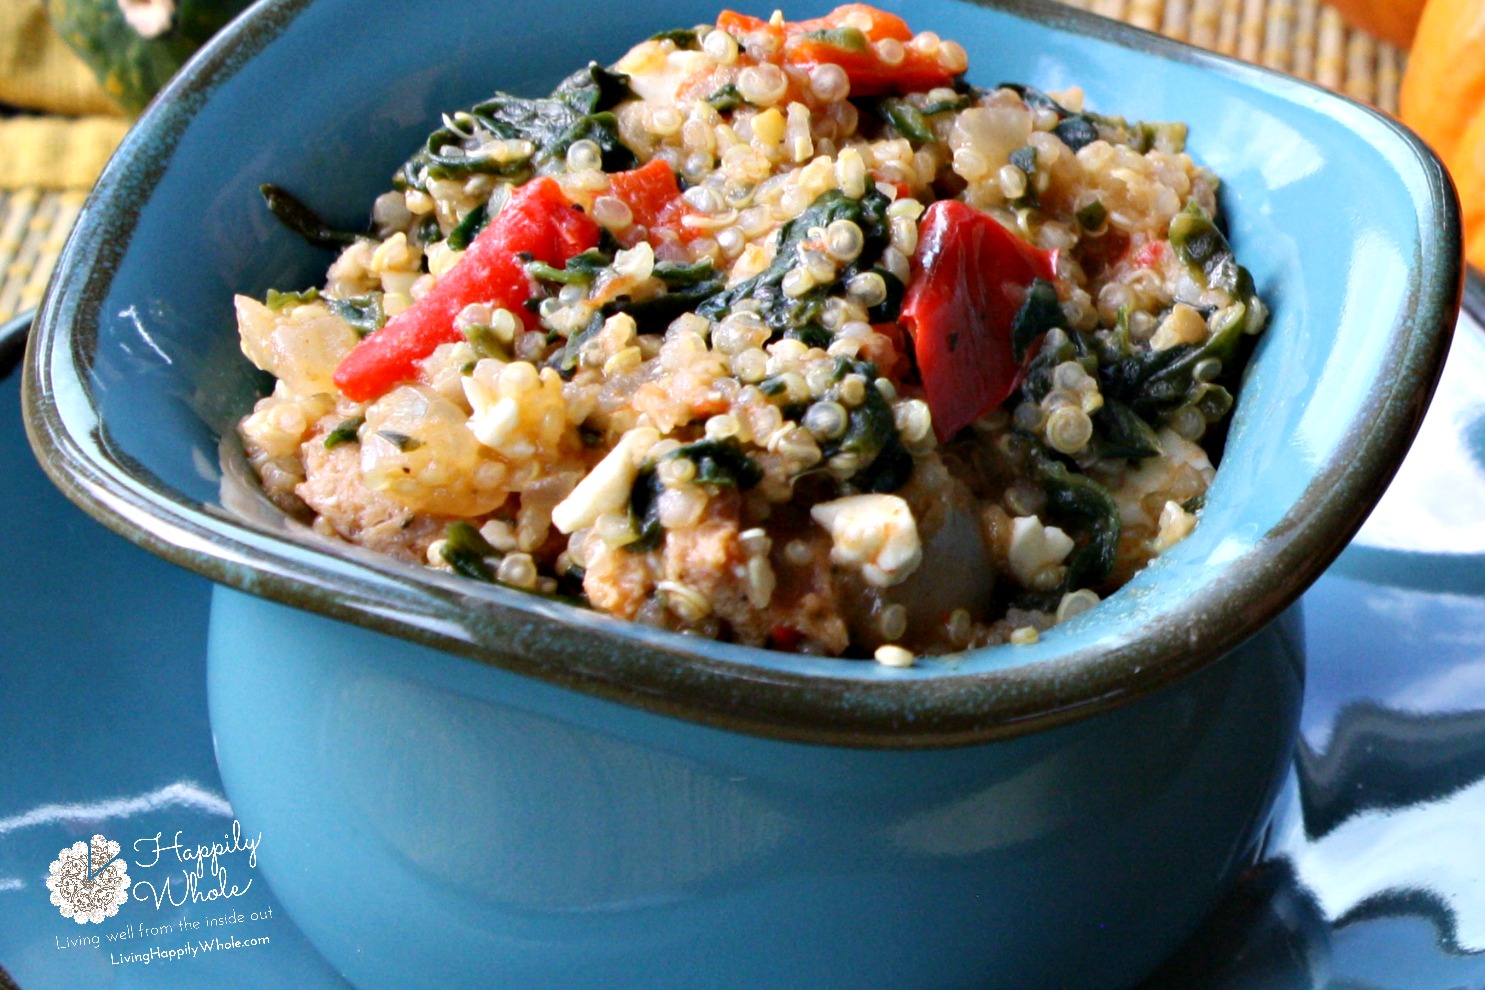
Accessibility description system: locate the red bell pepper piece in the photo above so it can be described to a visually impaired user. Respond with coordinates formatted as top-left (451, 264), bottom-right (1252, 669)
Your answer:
top-left (786, 4), bottom-right (912, 42)
top-left (333, 177), bottom-right (598, 402)
top-left (606, 158), bottom-right (699, 240)
top-left (608, 159), bottom-right (681, 229)
top-left (781, 5), bottom-right (955, 97)
top-left (717, 9), bottom-right (780, 40)
top-left (716, 5), bottom-right (957, 98)
top-left (899, 200), bottom-right (1057, 442)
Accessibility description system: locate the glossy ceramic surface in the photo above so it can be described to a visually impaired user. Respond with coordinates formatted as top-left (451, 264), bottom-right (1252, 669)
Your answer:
top-left (9, 299), bottom-right (1485, 989)
top-left (21, 0), bottom-right (1458, 748)
top-left (207, 588), bottom-right (1299, 989)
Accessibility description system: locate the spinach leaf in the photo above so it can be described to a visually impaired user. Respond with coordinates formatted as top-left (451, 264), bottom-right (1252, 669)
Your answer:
top-left (463, 321), bottom-right (510, 361)
top-left (546, 257), bottom-right (730, 378)
top-left (1098, 205), bottom-right (1263, 416)
top-left (801, 26), bottom-right (870, 50)
top-left (267, 287), bottom-right (383, 336)
top-left (880, 99), bottom-right (936, 145)
top-left (446, 203), bottom-right (489, 250)
top-left (999, 84), bottom-right (1183, 155)
top-left (377, 430), bottom-right (424, 452)
top-left (1075, 200), bottom-right (1107, 230)
top-left (785, 324), bottom-right (833, 349)
top-left (556, 560), bottom-right (588, 599)
top-left (1006, 145), bottom-right (1040, 208)
top-left (1053, 115), bottom-right (1100, 152)
top-left (260, 184), bottom-right (362, 250)
top-left (414, 214), bottom-right (443, 247)
top-left (999, 82), bottom-right (1069, 116)
top-left (1031, 446), bottom-right (1121, 590)
top-left (1092, 399), bottom-right (1162, 460)
top-left (552, 61), bottom-right (634, 114)
top-left (613, 276), bottom-right (728, 337)
top-left (626, 464), bottom-right (665, 553)
top-left (668, 438), bottom-right (763, 488)
top-left (1008, 145), bottom-right (1037, 174)
top-left (528, 248), bottom-right (616, 287)
top-left (859, 95), bottom-right (968, 146)
top-left (265, 287), bottom-right (321, 310)
top-left (440, 521), bottom-right (500, 581)
top-left (649, 26), bottom-right (699, 48)
top-left (821, 358), bottom-right (912, 494)
top-left (653, 259), bottom-right (720, 287)
top-left (997, 84), bottom-right (1102, 152)
top-left (867, 267), bottom-right (905, 323)
top-left (326, 295), bottom-right (386, 338)
top-left (396, 62), bottom-right (637, 191)
top-left (696, 187), bottom-right (893, 340)
top-left (553, 310), bottom-right (607, 379)
top-left (920, 93), bottom-right (972, 116)
top-left (527, 258), bottom-right (598, 286)
top-left (323, 416), bottom-right (364, 449)
top-left (706, 82), bottom-right (749, 113)
top-left (1010, 278), bottom-right (1063, 364)
top-left (1169, 203), bottom-right (1261, 330)
top-left (1020, 326), bottom-right (1092, 404)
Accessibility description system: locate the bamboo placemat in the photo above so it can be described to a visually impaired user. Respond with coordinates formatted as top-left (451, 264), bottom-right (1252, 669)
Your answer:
top-left (0, 188), bottom-right (85, 323)
top-left (0, 0), bottom-right (1405, 325)
top-left (1061, 0), bottom-right (1404, 110)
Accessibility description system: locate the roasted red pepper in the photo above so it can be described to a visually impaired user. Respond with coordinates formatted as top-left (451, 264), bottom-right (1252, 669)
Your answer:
top-left (786, 3), bottom-right (913, 41)
top-left (717, 9), bottom-right (780, 41)
top-left (784, 38), bottom-right (954, 97)
top-left (606, 158), bottom-right (698, 241)
top-left (899, 200), bottom-right (1057, 442)
top-left (717, 5), bottom-right (958, 98)
top-left (333, 177), bottom-right (598, 402)
top-left (786, 5), bottom-right (955, 96)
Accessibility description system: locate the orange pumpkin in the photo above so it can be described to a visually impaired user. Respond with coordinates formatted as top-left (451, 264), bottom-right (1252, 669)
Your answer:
top-left (1325, 0), bottom-right (1427, 47)
top-left (1399, 0), bottom-right (1485, 270)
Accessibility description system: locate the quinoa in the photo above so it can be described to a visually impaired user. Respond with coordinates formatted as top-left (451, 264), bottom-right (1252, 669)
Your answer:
top-left (236, 4), bottom-right (1268, 660)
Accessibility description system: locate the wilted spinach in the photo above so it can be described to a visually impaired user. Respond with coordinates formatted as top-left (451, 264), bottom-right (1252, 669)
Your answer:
top-left (440, 522), bottom-right (502, 582)
top-left (820, 358), bottom-right (912, 494)
top-left (323, 416), bottom-right (365, 449)
top-left (1100, 204), bottom-right (1262, 416)
top-left (396, 62), bottom-right (637, 192)
top-left (326, 295), bottom-right (386, 338)
top-left (1010, 277), bottom-right (1062, 363)
top-left (697, 187), bottom-right (896, 337)
top-left (265, 287), bottom-right (321, 310)
top-left (260, 184), bottom-right (363, 250)
top-left (626, 464), bottom-right (665, 553)
top-left (669, 438), bottom-right (763, 488)
top-left (1031, 445), bottom-right (1121, 591)
top-left (446, 203), bottom-right (490, 250)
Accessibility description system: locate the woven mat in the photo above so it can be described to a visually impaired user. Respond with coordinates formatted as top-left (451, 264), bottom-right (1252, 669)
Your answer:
top-left (0, 0), bottom-right (1405, 324)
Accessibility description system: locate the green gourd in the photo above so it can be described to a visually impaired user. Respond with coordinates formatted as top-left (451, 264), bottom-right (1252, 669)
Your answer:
top-left (47, 0), bottom-right (254, 115)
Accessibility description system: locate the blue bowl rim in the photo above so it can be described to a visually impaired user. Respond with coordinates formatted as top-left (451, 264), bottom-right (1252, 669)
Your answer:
top-left (22, 0), bottom-right (1461, 748)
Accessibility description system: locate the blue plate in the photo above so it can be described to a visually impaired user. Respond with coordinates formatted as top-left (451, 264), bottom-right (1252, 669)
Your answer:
top-left (7, 287), bottom-right (1485, 987)
top-left (0, 311), bottom-right (347, 990)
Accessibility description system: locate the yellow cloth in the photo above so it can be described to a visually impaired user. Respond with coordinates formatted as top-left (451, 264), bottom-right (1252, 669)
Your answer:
top-left (0, 114), bottom-right (129, 189)
top-left (0, 0), bottom-right (127, 190)
top-left (0, 0), bottom-right (121, 115)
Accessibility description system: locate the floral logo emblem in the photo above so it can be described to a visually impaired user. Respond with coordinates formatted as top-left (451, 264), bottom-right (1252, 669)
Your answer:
top-left (46, 835), bottom-right (130, 924)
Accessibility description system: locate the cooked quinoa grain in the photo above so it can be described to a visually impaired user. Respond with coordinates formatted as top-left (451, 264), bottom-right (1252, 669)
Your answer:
top-left (238, 4), bottom-right (1267, 658)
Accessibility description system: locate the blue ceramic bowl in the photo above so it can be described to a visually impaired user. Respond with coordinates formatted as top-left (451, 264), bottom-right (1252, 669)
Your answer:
top-left (24, 0), bottom-right (1459, 986)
